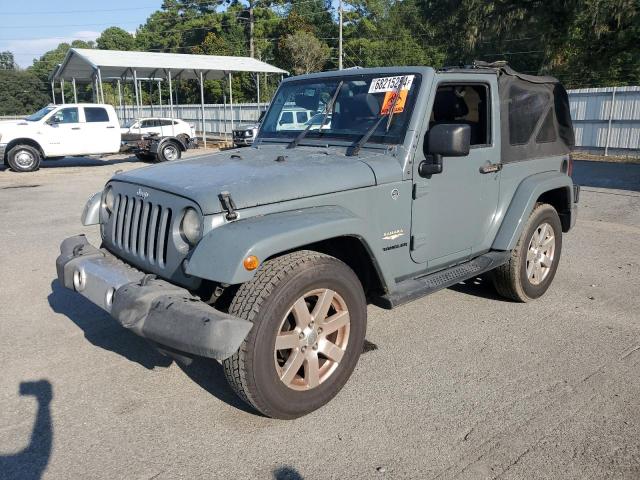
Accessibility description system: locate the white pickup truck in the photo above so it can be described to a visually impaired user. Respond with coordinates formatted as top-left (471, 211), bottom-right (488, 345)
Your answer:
top-left (0, 103), bottom-right (121, 172)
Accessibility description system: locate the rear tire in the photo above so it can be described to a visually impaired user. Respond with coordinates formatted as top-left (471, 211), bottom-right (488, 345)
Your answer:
top-left (222, 251), bottom-right (367, 419)
top-left (155, 141), bottom-right (181, 162)
top-left (7, 145), bottom-right (41, 172)
top-left (490, 203), bottom-right (563, 302)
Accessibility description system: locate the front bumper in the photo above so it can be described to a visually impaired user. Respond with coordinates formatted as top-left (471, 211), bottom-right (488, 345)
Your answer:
top-left (56, 235), bottom-right (252, 360)
top-left (0, 143), bottom-right (7, 160)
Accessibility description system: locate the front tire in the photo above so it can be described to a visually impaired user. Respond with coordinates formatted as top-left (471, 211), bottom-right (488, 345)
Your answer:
top-left (223, 251), bottom-right (367, 419)
top-left (7, 145), bottom-right (41, 172)
top-left (491, 203), bottom-right (563, 302)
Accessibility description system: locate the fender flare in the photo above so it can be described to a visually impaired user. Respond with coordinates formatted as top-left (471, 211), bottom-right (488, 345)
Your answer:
top-left (492, 171), bottom-right (573, 251)
top-left (81, 191), bottom-right (102, 226)
top-left (185, 206), bottom-right (372, 285)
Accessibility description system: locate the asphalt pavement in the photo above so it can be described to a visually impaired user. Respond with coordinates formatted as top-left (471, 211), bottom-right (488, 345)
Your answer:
top-left (0, 157), bottom-right (639, 479)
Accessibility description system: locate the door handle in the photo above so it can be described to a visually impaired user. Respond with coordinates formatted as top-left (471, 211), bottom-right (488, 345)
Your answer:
top-left (72, 127), bottom-right (81, 130)
top-left (479, 162), bottom-right (502, 174)
top-left (106, 126), bottom-right (115, 129)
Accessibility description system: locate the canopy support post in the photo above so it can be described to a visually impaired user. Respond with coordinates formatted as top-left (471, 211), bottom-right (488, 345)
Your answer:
top-left (167, 70), bottom-right (175, 137)
top-left (256, 73), bottom-right (260, 117)
top-left (228, 72), bottom-right (234, 132)
top-left (198, 70), bottom-right (207, 148)
top-left (117, 79), bottom-right (123, 117)
top-left (97, 67), bottom-right (105, 104)
top-left (72, 78), bottom-right (78, 103)
top-left (149, 80), bottom-right (154, 117)
top-left (60, 79), bottom-right (65, 104)
top-left (133, 69), bottom-right (140, 116)
top-left (158, 80), bottom-right (162, 117)
top-left (51, 80), bottom-right (56, 104)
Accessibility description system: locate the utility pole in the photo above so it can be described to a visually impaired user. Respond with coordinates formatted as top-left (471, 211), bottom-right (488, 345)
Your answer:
top-left (338, 0), bottom-right (343, 70)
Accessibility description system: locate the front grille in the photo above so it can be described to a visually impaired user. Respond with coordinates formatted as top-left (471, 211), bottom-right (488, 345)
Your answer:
top-left (109, 193), bottom-right (173, 267)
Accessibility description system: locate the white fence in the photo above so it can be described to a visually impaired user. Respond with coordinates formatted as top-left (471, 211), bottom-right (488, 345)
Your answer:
top-left (568, 86), bottom-right (640, 156)
top-left (115, 102), bottom-right (269, 138)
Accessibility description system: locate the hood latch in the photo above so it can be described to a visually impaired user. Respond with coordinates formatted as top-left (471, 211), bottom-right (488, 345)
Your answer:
top-left (218, 191), bottom-right (238, 221)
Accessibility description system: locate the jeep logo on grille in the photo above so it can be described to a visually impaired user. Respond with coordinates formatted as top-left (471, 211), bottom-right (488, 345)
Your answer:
top-left (136, 188), bottom-right (149, 199)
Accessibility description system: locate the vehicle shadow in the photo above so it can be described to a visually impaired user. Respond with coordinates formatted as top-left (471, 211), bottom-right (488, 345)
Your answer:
top-left (48, 280), bottom-right (258, 414)
top-left (0, 155), bottom-right (139, 172)
top-left (572, 160), bottom-right (640, 192)
top-left (47, 280), bottom-right (172, 370)
top-left (176, 357), bottom-right (260, 416)
top-left (448, 275), bottom-right (512, 301)
top-left (0, 380), bottom-right (53, 480)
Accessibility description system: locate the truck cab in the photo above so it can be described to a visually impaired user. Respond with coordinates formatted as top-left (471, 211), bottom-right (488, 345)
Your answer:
top-left (1, 103), bottom-right (121, 172)
top-left (57, 63), bottom-right (578, 419)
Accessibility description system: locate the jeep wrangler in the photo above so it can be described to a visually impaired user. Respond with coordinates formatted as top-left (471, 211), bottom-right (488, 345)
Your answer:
top-left (56, 63), bottom-right (578, 419)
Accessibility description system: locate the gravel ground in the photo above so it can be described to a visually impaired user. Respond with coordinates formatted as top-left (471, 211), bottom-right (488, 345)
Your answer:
top-left (0, 157), bottom-right (638, 480)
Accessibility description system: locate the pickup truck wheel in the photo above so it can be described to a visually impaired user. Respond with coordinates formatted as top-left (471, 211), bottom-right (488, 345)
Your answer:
top-left (7, 145), bottom-right (41, 172)
top-left (156, 142), bottom-right (181, 162)
top-left (490, 203), bottom-right (563, 302)
top-left (222, 250), bottom-right (367, 419)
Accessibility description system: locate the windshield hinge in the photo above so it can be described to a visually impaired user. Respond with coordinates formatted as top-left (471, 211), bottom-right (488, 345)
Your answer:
top-left (218, 191), bottom-right (238, 221)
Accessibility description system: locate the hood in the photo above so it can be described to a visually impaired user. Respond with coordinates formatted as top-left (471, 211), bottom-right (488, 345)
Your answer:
top-left (0, 119), bottom-right (28, 128)
top-left (113, 145), bottom-right (379, 214)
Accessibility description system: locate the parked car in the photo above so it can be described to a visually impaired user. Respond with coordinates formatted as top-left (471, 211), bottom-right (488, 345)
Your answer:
top-left (57, 63), bottom-right (578, 419)
top-left (0, 103), bottom-right (121, 172)
top-left (121, 117), bottom-right (195, 141)
top-left (233, 111), bottom-right (266, 147)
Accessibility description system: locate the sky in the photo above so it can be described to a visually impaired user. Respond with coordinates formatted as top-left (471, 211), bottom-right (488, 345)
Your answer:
top-left (0, 0), bottom-right (163, 68)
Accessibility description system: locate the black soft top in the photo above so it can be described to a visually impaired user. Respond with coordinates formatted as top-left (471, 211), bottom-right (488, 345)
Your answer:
top-left (451, 61), bottom-right (575, 163)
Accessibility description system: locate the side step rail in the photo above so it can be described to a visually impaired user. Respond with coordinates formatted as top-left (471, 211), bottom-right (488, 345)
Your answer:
top-left (373, 251), bottom-right (511, 309)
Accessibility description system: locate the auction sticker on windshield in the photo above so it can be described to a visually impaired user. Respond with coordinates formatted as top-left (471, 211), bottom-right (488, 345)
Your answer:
top-left (368, 75), bottom-right (414, 93)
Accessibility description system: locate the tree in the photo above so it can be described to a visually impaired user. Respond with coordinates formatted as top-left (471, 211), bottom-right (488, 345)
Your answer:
top-left (97, 27), bottom-right (136, 51)
top-left (282, 31), bottom-right (330, 74)
top-left (0, 51), bottom-right (16, 70)
top-left (0, 70), bottom-right (50, 115)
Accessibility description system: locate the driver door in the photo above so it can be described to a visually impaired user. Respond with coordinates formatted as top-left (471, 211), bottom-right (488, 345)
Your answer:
top-left (41, 107), bottom-right (86, 157)
top-left (410, 77), bottom-right (501, 270)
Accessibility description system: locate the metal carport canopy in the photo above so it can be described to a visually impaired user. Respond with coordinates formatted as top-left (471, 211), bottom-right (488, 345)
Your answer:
top-left (54, 48), bottom-right (287, 81)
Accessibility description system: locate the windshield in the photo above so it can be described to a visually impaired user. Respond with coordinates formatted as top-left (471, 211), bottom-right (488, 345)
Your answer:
top-left (260, 73), bottom-right (421, 145)
top-left (25, 106), bottom-right (56, 122)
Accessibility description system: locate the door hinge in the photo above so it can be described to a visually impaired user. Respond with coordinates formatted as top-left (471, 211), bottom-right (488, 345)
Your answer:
top-left (411, 234), bottom-right (427, 250)
top-left (412, 183), bottom-right (430, 199)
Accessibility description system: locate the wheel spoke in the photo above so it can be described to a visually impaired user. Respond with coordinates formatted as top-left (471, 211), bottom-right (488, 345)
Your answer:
top-left (526, 260), bottom-right (535, 279)
top-left (540, 254), bottom-right (553, 268)
top-left (534, 261), bottom-right (543, 280)
top-left (280, 349), bottom-right (304, 385)
top-left (311, 289), bottom-right (335, 322)
top-left (292, 297), bottom-right (312, 329)
top-left (527, 249), bottom-right (536, 262)
top-left (318, 338), bottom-right (344, 363)
top-left (537, 224), bottom-right (547, 246)
top-left (275, 331), bottom-right (300, 350)
top-left (540, 234), bottom-right (554, 247)
top-left (304, 352), bottom-right (320, 388)
top-left (320, 311), bottom-right (349, 336)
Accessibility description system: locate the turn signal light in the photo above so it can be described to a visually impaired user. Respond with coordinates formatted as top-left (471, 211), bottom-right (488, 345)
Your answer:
top-left (243, 255), bottom-right (260, 271)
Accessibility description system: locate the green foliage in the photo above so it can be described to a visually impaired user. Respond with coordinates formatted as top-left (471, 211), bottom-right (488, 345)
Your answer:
top-left (0, 70), bottom-right (50, 115)
top-left (1, 0), bottom-right (638, 115)
top-left (97, 27), bottom-right (136, 51)
top-left (0, 51), bottom-right (16, 70)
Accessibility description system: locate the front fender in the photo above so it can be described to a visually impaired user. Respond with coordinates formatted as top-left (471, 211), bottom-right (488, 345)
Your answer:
top-left (185, 206), bottom-right (371, 284)
top-left (81, 191), bottom-right (101, 226)
top-left (492, 171), bottom-right (573, 251)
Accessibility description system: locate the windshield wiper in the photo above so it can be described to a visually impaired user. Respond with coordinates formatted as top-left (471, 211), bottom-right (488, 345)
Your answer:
top-left (346, 77), bottom-right (405, 157)
top-left (287, 80), bottom-right (344, 150)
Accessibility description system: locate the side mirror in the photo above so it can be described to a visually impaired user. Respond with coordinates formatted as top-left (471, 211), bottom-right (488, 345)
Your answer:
top-left (419, 124), bottom-right (471, 176)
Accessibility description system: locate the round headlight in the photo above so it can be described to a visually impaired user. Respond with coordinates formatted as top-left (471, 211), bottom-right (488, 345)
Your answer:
top-left (180, 208), bottom-right (202, 245)
top-left (103, 186), bottom-right (115, 213)
top-left (245, 130), bottom-right (253, 137)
